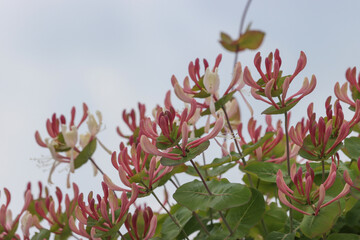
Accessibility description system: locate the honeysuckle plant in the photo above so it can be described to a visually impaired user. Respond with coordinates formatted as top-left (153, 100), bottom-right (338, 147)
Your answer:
top-left (4, 3), bottom-right (360, 240)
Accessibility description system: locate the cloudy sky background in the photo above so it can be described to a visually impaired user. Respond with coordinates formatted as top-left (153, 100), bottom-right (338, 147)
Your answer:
top-left (1, 0), bottom-right (360, 215)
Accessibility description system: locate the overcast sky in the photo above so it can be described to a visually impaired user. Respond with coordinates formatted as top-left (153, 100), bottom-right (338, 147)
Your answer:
top-left (1, 0), bottom-right (360, 214)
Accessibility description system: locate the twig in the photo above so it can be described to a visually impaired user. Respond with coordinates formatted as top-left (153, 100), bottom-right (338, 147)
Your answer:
top-left (221, 106), bottom-right (254, 187)
top-left (233, 0), bottom-right (253, 68)
top-left (284, 111), bottom-right (294, 233)
top-left (190, 160), bottom-right (234, 235)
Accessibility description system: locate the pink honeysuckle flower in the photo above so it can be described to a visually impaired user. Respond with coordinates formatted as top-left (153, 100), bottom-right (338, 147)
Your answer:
top-left (107, 143), bottom-right (173, 193)
top-left (140, 117), bottom-right (224, 161)
top-left (244, 50), bottom-right (315, 113)
top-left (0, 187), bottom-right (32, 239)
top-left (236, 116), bottom-right (287, 163)
top-left (34, 103), bottom-right (103, 186)
top-left (343, 157), bottom-right (360, 191)
top-left (71, 182), bottom-right (139, 239)
top-left (171, 54), bottom-right (244, 119)
top-left (125, 205), bottom-right (157, 240)
top-left (116, 103), bottom-right (146, 146)
top-left (335, 67), bottom-right (360, 108)
top-left (140, 136), bottom-right (181, 160)
top-left (33, 182), bottom-right (79, 236)
top-left (277, 162), bottom-right (350, 216)
top-left (290, 98), bottom-right (360, 160)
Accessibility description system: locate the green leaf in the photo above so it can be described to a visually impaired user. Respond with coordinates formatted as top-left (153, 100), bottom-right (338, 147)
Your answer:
top-left (161, 206), bottom-right (193, 240)
top-left (241, 132), bottom-right (275, 157)
top-left (201, 152), bottom-right (241, 169)
top-left (225, 188), bottom-right (266, 238)
top-left (54, 223), bottom-right (71, 240)
top-left (200, 91), bottom-right (236, 116)
top-left (54, 133), bottom-right (71, 152)
top-left (299, 135), bottom-right (344, 161)
top-left (160, 141), bottom-right (210, 166)
top-left (263, 203), bottom-right (288, 233)
top-left (4, 222), bottom-right (18, 240)
top-left (74, 138), bottom-right (97, 169)
top-left (244, 161), bottom-right (289, 183)
top-left (173, 179), bottom-right (251, 211)
top-left (186, 163), bottom-right (236, 178)
top-left (300, 201), bottom-right (342, 238)
top-left (128, 170), bottom-right (147, 184)
top-left (94, 221), bottom-right (122, 238)
top-left (156, 133), bottom-right (180, 150)
top-left (193, 90), bottom-right (211, 98)
top-left (328, 233), bottom-right (360, 240)
top-left (261, 99), bottom-right (299, 115)
top-left (219, 32), bottom-right (238, 52)
top-left (344, 137), bottom-right (360, 160)
top-left (237, 30), bottom-right (265, 50)
top-left (176, 215), bottom-right (209, 240)
top-left (265, 232), bottom-right (295, 240)
top-left (219, 30), bottom-right (265, 52)
top-left (31, 229), bottom-right (51, 240)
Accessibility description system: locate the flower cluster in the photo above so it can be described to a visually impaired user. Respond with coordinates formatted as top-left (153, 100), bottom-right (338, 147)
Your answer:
top-left (243, 49), bottom-right (316, 114)
top-left (34, 103), bottom-right (102, 186)
top-left (290, 98), bottom-right (360, 160)
top-left (0, 187), bottom-right (32, 239)
top-left (276, 162), bottom-right (350, 216)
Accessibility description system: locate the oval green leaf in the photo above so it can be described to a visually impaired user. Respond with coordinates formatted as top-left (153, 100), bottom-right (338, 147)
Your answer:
top-left (173, 179), bottom-right (251, 211)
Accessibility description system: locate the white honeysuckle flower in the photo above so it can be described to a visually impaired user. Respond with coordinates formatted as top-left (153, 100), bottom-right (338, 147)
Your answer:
top-left (188, 108), bottom-right (201, 125)
top-left (79, 133), bottom-right (91, 149)
top-left (61, 125), bottom-right (78, 148)
top-left (203, 67), bottom-right (220, 95)
top-left (87, 110), bottom-right (102, 137)
top-left (21, 211), bottom-right (33, 238)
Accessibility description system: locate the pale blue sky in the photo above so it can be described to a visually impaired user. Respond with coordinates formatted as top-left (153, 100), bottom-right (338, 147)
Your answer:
top-left (1, 0), bottom-right (360, 213)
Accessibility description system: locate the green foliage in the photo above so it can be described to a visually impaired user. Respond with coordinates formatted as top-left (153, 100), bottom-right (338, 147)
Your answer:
top-left (161, 206), bottom-right (193, 239)
top-left (160, 141), bottom-right (210, 166)
top-left (300, 201), bottom-right (342, 238)
top-left (225, 188), bottom-right (266, 238)
top-left (298, 135), bottom-right (343, 161)
top-left (265, 232), bottom-right (295, 240)
top-left (344, 137), bottom-right (360, 160)
top-left (31, 229), bottom-right (51, 240)
top-left (244, 161), bottom-right (289, 183)
top-left (74, 138), bottom-right (97, 169)
top-left (173, 179), bottom-right (251, 211)
top-left (220, 30), bottom-right (265, 52)
top-left (263, 203), bottom-right (288, 233)
top-left (200, 91), bottom-right (236, 116)
top-left (328, 233), bottom-right (360, 240)
top-left (241, 132), bottom-right (275, 157)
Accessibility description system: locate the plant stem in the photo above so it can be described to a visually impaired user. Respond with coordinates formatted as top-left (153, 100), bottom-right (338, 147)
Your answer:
top-left (193, 212), bottom-right (211, 236)
top-left (221, 106), bottom-right (254, 187)
top-left (169, 175), bottom-right (210, 236)
top-left (173, 175), bottom-right (181, 187)
top-left (322, 160), bottom-right (326, 183)
top-left (89, 157), bottom-right (105, 175)
top-left (170, 178), bottom-right (179, 188)
top-left (190, 160), bottom-right (234, 235)
top-left (97, 138), bottom-right (113, 155)
top-left (118, 230), bottom-right (125, 240)
top-left (233, 0), bottom-right (253, 68)
top-left (151, 191), bottom-right (190, 240)
top-left (202, 152), bottom-right (213, 226)
top-left (284, 111), bottom-right (293, 233)
top-left (323, 233), bottom-right (327, 240)
top-left (202, 152), bottom-right (209, 179)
